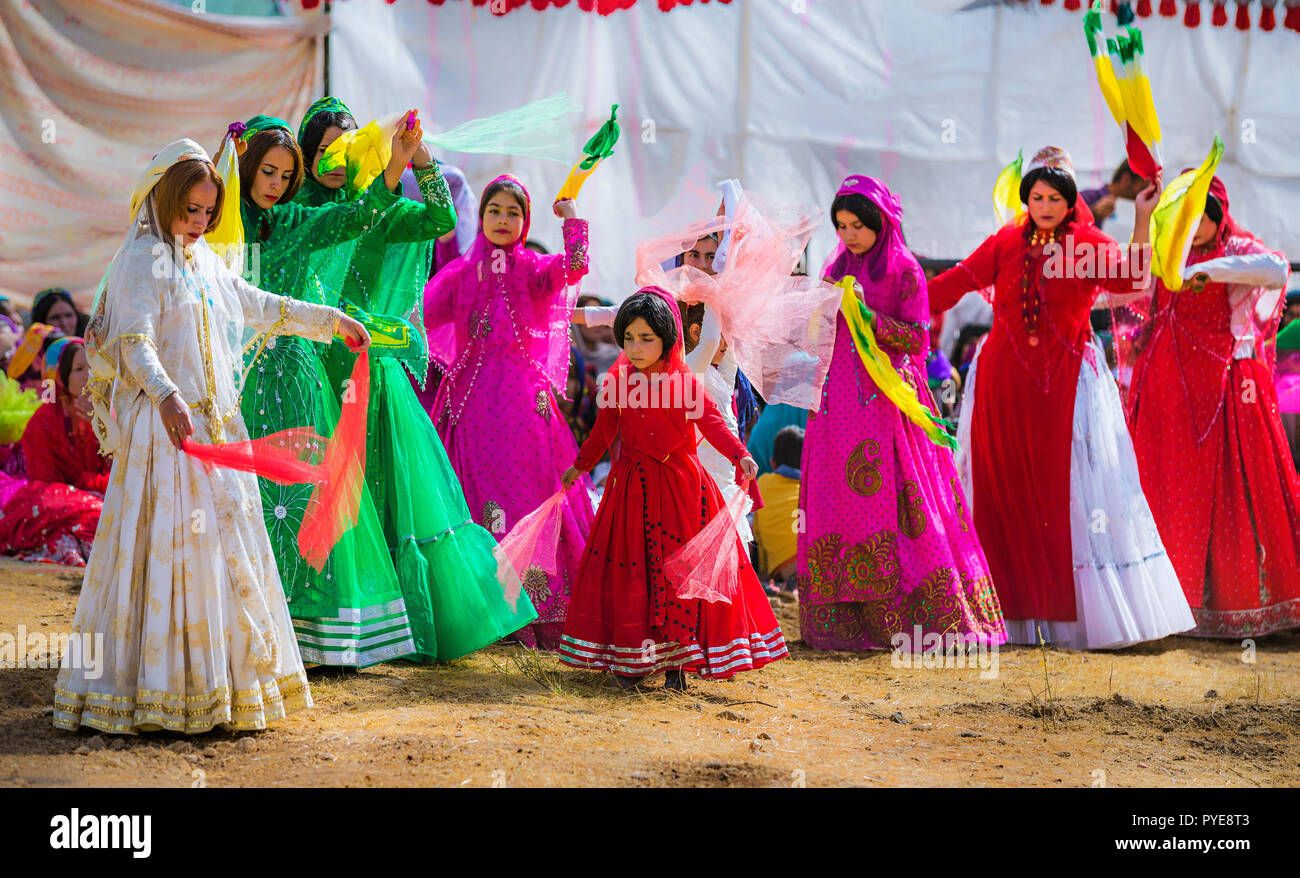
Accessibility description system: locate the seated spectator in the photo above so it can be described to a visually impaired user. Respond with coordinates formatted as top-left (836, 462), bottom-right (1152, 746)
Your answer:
top-left (0, 314), bottom-right (20, 371)
top-left (753, 425), bottom-right (804, 597)
top-left (21, 337), bottom-right (110, 496)
top-left (0, 468), bottom-right (101, 567)
top-left (6, 323), bottom-right (64, 392)
top-left (950, 323), bottom-right (990, 385)
top-left (746, 401), bottom-right (807, 477)
top-left (29, 288), bottom-right (82, 337)
top-left (926, 349), bottom-right (961, 420)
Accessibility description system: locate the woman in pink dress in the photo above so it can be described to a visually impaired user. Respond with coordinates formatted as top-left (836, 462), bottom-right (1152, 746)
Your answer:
top-left (423, 175), bottom-right (596, 648)
top-left (797, 175), bottom-right (1006, 651)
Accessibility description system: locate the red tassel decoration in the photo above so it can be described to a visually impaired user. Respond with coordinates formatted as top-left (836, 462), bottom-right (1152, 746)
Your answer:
top-left (1288, 1), bottom-right (1300, 30)
top-left (1159, 0), bottom-right (1178, 14)
top-left (1040, 0), bottom-right (1055, 6)
top-left (1137, 0), bottom-right (1153, 14)
top-left (1212, 0), bottom-right (1228, 24)
top-left (1235, 0), bottom-right (1251, 28)
top-left (1064, 0), bottom-right (1082, 9)
top-left (1186, 0), bottom-right (1202, 24)
top-left (1261, 3), bottom-right (1276, 26)
top-left (1110, 0), bottom-right (1120, 13)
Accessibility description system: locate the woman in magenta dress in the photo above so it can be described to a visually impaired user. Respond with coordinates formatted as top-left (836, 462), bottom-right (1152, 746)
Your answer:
top-left (557, 287), bottom-right (786, 687)
top-left (798, 175), bottom-right (1005, 651)
top-left (423, 175), bottom-right (595, 648)
top-left (929, 146), bottom-right (1192, 649)
top-left (1126, 177), bottom-right (1300, 637)
top-left (22, 338), bottom-right (111, 496)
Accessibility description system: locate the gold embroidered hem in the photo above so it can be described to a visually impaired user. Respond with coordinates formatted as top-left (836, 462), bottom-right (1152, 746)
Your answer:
top-left (52, 672), bottom-right (311, 735)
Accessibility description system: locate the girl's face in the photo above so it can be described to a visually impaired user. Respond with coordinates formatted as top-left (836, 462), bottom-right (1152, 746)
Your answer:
top-left (313, 125), bottom-right (349, 189)
top-left (66, 347), bottom-right (89, 398)
top-left (250, 146), bottom-right (296, 209)
top-left (835, 209), bottom-right (877, 255)
top-left (169, 180), bottom-right (219, 246)
top-left (622, 317), bottom-right (664, 370)
top-left (483, 193), bottom-right (526, 247)
top-left (682, 236), bottom-right (719, 275)
top-left (1026, 180), bottom-right (1069, 232)
top-left (1191, 213), bottom-right (1219, 248)
top-left (43, 299), bottom-right (79, 336)
top-left (0, 322), bottom-right (18, 360)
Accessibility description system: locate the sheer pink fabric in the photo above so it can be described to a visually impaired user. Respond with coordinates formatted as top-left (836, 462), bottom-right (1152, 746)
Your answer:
top-left (494, 486), bottom-right (572, 610)
top-left (635, 196), bottom-right (839, 411)
top-left (666, 479), bottom-right (752, 604)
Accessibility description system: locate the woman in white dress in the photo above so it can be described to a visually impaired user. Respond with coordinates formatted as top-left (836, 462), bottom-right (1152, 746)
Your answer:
top-left (53, 139), bottom-right (370, 735)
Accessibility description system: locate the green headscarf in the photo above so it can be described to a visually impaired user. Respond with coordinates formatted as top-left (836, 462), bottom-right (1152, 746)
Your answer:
top-left (241, 114), bottom-right (293, 141)
top-left (298, 97), bottom-right (353, 144)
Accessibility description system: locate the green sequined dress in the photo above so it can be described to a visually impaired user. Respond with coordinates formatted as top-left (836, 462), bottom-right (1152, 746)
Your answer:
top-left (293, 166), bottom-right (537, 661)
top-left (239, 179), bottom-right (416, 667)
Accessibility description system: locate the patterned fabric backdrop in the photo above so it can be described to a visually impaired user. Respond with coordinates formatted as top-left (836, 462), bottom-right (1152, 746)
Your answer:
top-left (0, 0), bottom-right (326, 307)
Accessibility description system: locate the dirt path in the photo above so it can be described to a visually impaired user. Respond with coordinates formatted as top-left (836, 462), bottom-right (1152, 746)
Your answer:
top-left (2, 558), bottom-right (1297, 787)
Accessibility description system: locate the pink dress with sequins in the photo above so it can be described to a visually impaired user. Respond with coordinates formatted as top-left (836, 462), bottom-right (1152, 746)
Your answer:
top-left (423, 206), bottom-right (596, 649)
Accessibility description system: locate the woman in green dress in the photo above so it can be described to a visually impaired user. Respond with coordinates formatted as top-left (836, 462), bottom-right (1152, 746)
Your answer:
top-left (233, 114), bottom-right (423, 667)
top-left (292, 100), bottom-right (538, 661)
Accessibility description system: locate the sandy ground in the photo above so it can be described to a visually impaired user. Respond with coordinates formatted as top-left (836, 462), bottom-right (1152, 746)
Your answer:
top-left (1, 557), bottom-right (1297, 788)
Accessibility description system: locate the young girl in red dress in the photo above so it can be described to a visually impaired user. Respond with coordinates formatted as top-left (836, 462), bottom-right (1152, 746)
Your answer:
top-left (557, 287), bottom-right (787, 689)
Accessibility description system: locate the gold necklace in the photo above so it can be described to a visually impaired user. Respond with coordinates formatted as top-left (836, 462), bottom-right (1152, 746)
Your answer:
top-left (1029, 227), bottom-right (1057, 247)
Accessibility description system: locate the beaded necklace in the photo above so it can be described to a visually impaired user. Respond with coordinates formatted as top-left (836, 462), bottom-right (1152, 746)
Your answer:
top-left (440, 248), bottom-right (562, 428)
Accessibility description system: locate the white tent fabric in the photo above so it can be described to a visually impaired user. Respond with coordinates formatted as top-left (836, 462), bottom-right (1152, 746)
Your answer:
top-left (0, 0), bottom-right (325, 306)
top-left (330, 0), bottom-right (1299, 302)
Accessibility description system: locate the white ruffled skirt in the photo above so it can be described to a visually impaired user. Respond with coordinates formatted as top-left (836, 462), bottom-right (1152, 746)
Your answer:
top-left (696, 367), bottom-right (754, 543)
top-left (957, 336), bottom-right (1194, 649)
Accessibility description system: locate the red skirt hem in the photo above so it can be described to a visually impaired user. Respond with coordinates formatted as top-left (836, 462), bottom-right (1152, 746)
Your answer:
top-left (557, 629), bottom-right (788, 679)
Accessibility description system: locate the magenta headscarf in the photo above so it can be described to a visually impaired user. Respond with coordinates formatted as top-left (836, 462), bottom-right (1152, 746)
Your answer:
top-left (424, 174), bottom-right (576, 393)
top-left (820, 174), bottom-right (910, 286)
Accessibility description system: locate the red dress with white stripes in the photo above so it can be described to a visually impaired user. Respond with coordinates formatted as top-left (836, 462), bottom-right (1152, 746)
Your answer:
top-left (558, 361), bottom-right (788, 678)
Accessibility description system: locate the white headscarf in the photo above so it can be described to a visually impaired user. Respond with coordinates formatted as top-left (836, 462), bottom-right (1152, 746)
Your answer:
top-left (86, 139), bottom-right (214, 452)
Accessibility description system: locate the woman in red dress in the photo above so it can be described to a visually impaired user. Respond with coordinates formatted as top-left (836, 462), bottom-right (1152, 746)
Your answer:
top-left (1125, 177), bottom-right (1299, 637)
top-left (928, 146), bottom-right (1193, 649)
top-left (0, 470), bottom-right (101, 566)
top-left (22, 337), bottom-right (111, 496)
top-left (558, 287), bottom-right (787, 688)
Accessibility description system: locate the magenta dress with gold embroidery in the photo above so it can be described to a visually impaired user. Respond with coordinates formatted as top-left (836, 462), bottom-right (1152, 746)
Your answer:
top-left (797, 176), bottom-right (1005, 651)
